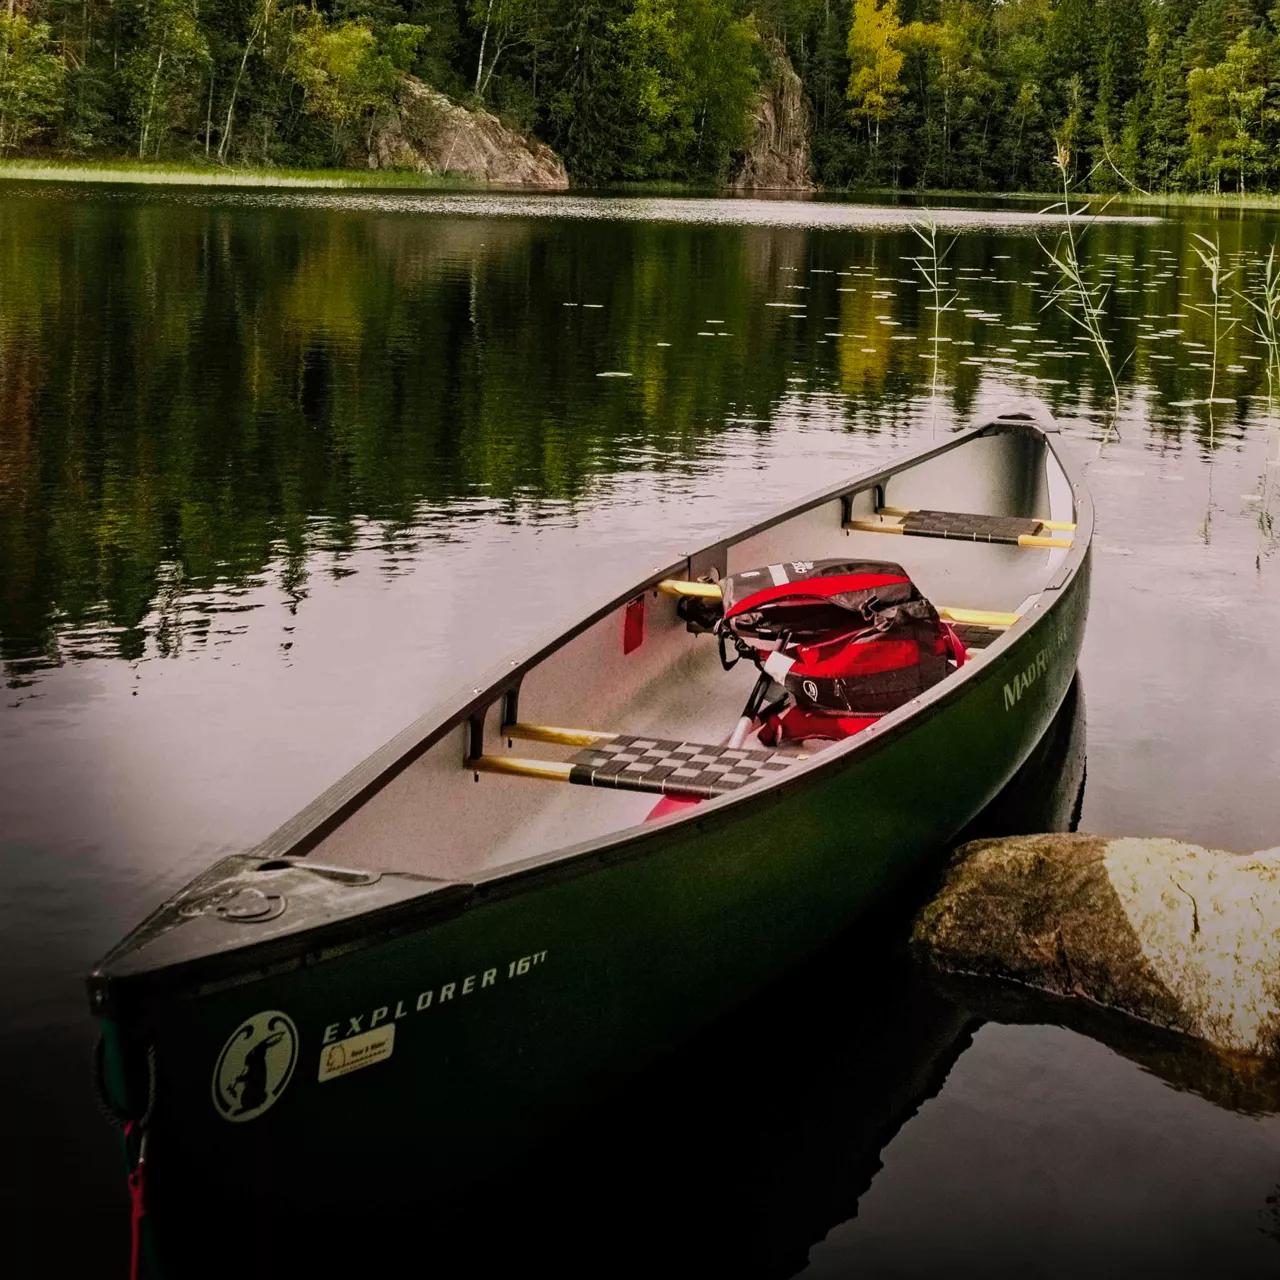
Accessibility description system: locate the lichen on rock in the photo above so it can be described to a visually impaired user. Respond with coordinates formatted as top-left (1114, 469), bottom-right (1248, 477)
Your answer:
top-left (913, 833), bottom-right (1280, 1060)
top-left (368, 77), bottom-right (568, 189)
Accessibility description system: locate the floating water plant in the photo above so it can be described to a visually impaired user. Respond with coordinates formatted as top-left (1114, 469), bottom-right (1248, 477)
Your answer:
top-left (1037, 145), bottom-right (1126, 439)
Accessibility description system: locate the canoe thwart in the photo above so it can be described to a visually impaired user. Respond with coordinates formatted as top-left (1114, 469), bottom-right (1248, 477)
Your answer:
top-left (658, 578), bottom-right (1017, 631)
top-left (938, 606), bottom-right (1020, 630)
top-left (847, 507), bottom-right (1074, 549)
top-left (503, 722), bottom-right (619, 748)
top-left (1017, 535), bottom-right (1075, 549)
top-left (471, 735), bottom-right (804, 799)
top-left (468, 755), bottom-right (575, 783)
top-left (656, 578), bottom-right (722, 600)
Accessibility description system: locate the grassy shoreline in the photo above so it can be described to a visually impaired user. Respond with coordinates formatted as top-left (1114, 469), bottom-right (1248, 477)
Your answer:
top-left (853, 185), bottom-right (1280, 210)
top-left (5, 158), bottom-right (1280, 209)
top-left (0, 157), bottom-right (484, 191)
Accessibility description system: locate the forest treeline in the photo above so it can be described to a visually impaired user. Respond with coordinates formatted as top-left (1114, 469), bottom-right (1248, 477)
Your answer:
top-left (1, 0), bottom-right (1279, 191)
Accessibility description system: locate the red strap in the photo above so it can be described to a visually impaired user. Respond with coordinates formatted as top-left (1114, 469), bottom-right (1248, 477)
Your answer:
top-left (726, 573), bottom-right (909, 616)
top-left (764, 707), bottom-right (879, 742)
top-left (125, 1123), bottom-right (147, 1280)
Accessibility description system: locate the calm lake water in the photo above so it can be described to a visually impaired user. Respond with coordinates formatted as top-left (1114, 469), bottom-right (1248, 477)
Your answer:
top-left (2, 183), bottom-right (1279, 1274)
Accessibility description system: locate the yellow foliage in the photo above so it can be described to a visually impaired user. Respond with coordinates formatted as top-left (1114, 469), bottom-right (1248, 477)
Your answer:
top-left (847, 0), bottom-right (905, 124)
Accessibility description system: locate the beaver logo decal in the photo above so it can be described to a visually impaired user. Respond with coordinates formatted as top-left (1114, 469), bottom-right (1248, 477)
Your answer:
top-left (211, 1011), bottom-right (298, 1122)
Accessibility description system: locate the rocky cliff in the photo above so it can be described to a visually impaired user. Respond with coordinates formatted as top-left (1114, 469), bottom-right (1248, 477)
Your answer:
top-left (731, 40), bottom-right (816, 192)
top-left (369, 78), bottom-right (568, 189)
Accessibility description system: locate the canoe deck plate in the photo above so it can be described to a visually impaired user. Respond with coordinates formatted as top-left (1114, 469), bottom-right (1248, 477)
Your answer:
top-left (567, 735), bottom-right (802, 800)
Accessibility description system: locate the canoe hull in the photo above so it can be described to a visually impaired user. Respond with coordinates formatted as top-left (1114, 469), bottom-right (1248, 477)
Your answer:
top-left (102, 539), bottom-right (1089, 1213)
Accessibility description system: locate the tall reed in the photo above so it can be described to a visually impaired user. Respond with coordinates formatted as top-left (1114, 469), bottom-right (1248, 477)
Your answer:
top-left (1189, 232), bottom-right (1238, 417)
top-left (1038, 144), bottom-right (1124, 438)
top-left (908, 216), bottom-right (958, 416)
top-left (1237, 245), bottom-right (1280, 547)
top-left (1238, 245), bottom-right (1280, 412)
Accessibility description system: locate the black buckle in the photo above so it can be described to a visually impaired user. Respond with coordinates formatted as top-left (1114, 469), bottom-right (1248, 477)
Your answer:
top-left (717, 624), bottom-right (740, 671)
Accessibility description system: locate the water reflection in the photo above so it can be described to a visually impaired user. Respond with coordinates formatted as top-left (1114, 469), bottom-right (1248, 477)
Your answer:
top-left (2, 189), bottom-right (1279, 684)
top-left (4, 190), bottom-right (1280, 1272)
top-left (142, 681), bottom-right (1085, 1280)
top-left (939, 976), bottom-right (1280, 1118)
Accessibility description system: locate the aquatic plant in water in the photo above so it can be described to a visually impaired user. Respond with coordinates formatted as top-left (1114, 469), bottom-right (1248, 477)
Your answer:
top-left (1239, 245), bottom-right (1280, 409)
top-left (1037, 144), bottom-right (1126, 440)
top-left (1186, 234), bottom-right (1240, 543)
top-left (1237, 245), bottom-right (1280, 549)
top-left (1188, 232), bottom-right (1238, 421)
top-left (908, 215), bottom-right (958, 423)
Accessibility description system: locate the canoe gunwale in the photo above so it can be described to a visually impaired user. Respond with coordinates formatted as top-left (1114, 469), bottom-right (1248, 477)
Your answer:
top-left (89, 410), bottom-right (1093, 1012)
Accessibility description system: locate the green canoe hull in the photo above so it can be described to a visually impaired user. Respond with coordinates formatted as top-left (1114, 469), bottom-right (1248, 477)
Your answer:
top-left (98, 545), bottom-right (1088, 1212)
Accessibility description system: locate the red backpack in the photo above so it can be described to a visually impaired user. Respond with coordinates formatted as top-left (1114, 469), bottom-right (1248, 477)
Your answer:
top-left (648, 559), bottom-right (966, 819)
top-left (714, 558), bottom-right (963, 734)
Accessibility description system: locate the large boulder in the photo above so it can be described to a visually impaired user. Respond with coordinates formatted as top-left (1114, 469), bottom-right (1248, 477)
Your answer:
top-left (731, 38), bottom-right (816, 192)
top-left (369, 78), bottom-right (568, 188)
top-left (913, 834), bottom-right (1280, 1060)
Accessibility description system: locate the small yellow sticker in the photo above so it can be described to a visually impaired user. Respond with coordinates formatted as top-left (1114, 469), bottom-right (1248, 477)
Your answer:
top-left (317, 1024), bottom-right (395, 1083)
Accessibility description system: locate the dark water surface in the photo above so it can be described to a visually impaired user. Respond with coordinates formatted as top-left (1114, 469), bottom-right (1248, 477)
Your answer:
top-left (2, 183), bottom-right (1278, 1274)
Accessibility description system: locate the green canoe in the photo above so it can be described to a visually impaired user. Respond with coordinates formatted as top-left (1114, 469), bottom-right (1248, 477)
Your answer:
top-left (89, 407), bottom-right (1091, 1232)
